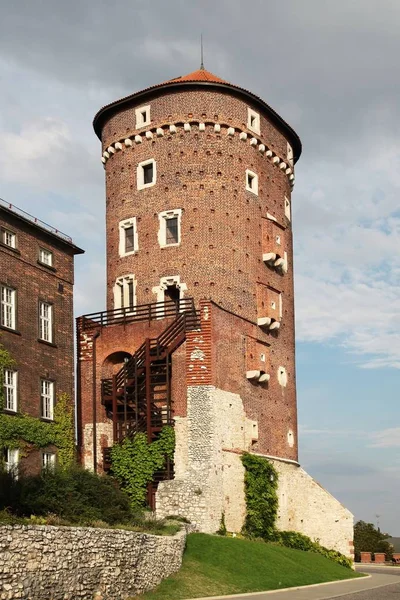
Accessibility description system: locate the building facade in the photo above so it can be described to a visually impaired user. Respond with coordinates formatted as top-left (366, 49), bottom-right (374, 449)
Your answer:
top-left (0, 198), bottom-right (83, 474)
top-left (77, 68), bottom-right (354, 557)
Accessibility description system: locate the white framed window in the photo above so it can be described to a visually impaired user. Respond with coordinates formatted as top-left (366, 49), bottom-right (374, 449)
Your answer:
top-left (41, 379), bottom-right (55, 420)
top-left (287, 143), bottom-right (293, 166)
top-left (113, 274), bottom-right (136, 311)
top-left (4, 448), bottom-right (19, 478)
top-left (246, 170), bottom-right (258, 196)
top-left (42, 451), bottom-right (56, 471)
top-left (247, 108), bottom-right (260, 135)
top-left (39, 248), bottom-right (53, 267)
top-left (4, 369), bottom-right (17, 412)
top-left (135, 105), bottom-right (151, 129)
top-left (39, 301), bottom-right (53, 343)
top-left (1, 228), bottom-right (16, 249)
top-left (284, 196), bottom-right (291, 221)
top-left (137, 159), bottom-right (156, 190)
top-left (119, 218), bottom-right (138, 257)
top-left (158, 209), bottom-right (182, 248)
top-left (275, 235), bottom-right (281, 245)
top-left (1, 285), bottom-right (16, 330)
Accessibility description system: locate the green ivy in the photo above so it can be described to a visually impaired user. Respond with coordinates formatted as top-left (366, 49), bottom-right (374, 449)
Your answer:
top-left (240, 452), bottom-right (352, 569)
top-left (241, 452), bottom-right (278, 539)
top-left (0, 343), bottom-right (75, 468)
top-left (110, 426), bottom-right (175, 510)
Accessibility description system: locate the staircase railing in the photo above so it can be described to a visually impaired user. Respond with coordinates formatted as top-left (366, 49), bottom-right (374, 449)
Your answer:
top-left (80, 297), bottom-right (196, 330)
top-left (102, 308), bottom-right (199, 398)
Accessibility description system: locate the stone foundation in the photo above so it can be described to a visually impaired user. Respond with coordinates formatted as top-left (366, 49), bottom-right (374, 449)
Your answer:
top-left (156, 385), bottom-right (256, 533)
top-left (0, 525), bottom-right (186, 600)
top-left (156, 386), bottom-right (354, 557)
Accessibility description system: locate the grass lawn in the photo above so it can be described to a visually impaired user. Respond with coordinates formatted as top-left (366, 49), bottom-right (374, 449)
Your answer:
top-left (132, 533), bottom-right (361, 599)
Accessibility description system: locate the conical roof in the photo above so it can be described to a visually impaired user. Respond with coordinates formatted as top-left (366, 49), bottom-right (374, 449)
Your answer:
top-left (168, 68), bottom-right (228, 84)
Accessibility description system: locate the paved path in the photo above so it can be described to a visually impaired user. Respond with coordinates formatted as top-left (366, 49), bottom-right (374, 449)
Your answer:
top-left (190, 566), bottom-right (400, 600)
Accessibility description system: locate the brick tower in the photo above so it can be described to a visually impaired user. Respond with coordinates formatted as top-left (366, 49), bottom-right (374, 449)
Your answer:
top-left (77, 67), bottom-right (353, 556)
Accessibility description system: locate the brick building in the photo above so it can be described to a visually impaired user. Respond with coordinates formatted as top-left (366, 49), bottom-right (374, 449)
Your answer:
top-left (0, 198), bottom-right (83, 474)
top-left (77, 67), bottom-right (354, 557)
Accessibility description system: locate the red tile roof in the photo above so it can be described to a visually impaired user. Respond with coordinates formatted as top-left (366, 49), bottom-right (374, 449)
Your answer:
top-left (168, 68), bottom-right (228, 84)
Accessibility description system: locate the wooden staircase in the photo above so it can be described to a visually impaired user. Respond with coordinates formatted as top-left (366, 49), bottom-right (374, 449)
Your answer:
top-left (101, 307), bottom-right (199, 504)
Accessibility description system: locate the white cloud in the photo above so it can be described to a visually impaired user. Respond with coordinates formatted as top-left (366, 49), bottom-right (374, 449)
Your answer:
top-left (370, 428), bottom-right (400, 448)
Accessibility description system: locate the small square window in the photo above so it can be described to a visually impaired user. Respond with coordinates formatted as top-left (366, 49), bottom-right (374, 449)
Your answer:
top-left (42, 452), bottom-right (56, 471)
top-left (1, 228), bottom-right (16, 249)
top-left (166, 217), bottom-right (179, 245)
top-left (119, 218), bottom-right (138, 256)
top-left (246, 170), bottom-right (258, 196)
top-left (276, 235), bottom-right (281, 245)
top-left (39, 248), bottom-right (53, 266)
top-left (143, 163), bottom-right (153, 184)
top-left (260, 353), bottom-right (266, 363)
top-left (158, 210), bottom-right (182, 248)
top-left (0, 285), bottom-right (16, 330)
top-left (287, 143), bottom-right (293, 166)
top-left (4, 369), bottom-right (17, 412)
top-left (135, 105), bottom-right (151, 129)
top-left (271, 301), bottom-right (276, 310)
top-left (39, 301), bottom-right (53, 343)
top-left (41, 379), bottom-right (55, 420)
top-left (284, 196), bottom-right (291, 221)
top-left (4, 448), bottom-right (19, 478)
top-left (137, 159), bottom-right (156, 190)
top-left (247, 108), bottom-right (260, 135)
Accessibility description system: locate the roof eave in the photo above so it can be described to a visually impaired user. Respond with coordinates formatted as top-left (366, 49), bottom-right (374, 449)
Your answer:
top-left (93, 80), bottom-right (302, 163)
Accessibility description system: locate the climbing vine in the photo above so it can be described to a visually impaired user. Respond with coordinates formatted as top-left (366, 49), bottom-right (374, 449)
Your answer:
top-left (241, 452), bottom-right (278, 539)
top-left (110, 426), bottom-right (175, 510)
top-left (0, 342), bottom-right (75, 468)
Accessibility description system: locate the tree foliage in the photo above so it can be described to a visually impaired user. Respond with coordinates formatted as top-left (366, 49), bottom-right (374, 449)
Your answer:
top-left (110, 426), bottom-right (175, 510)
top-left (354, 520), bottom-right (393, 561)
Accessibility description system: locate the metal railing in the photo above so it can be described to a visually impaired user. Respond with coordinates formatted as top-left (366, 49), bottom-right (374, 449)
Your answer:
top-left (79, 297), bottom-right (196, 330)
top-left (0, 197), bottom-right (73, 243)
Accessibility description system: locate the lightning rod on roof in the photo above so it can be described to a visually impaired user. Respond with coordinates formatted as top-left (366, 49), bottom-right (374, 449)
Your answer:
top-left (200, 33), bottom-right (204, 70)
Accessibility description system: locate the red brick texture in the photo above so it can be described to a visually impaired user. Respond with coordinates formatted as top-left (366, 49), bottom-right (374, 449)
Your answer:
top-left (0, 207), bottom-right (81, 473)
top-left (78, 80), bottom-right (299, 465)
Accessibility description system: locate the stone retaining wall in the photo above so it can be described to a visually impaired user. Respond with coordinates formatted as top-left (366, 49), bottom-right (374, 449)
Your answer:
top-left (0, 524), bottom-right (187, 600)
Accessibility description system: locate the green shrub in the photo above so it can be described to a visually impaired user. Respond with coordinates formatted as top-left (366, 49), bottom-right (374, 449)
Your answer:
top-left (241, 453), bottom-right (278, 540)
top-left (0, 466), bottom-right (132, 525)
top-left (272, 530), bottom-right (353, 569)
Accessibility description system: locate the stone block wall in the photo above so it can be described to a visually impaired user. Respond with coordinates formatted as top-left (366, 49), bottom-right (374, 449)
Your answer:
top-left (270, 458), bottom-right (354, 558)
top-left (0, 525), bottom-right (186, 600)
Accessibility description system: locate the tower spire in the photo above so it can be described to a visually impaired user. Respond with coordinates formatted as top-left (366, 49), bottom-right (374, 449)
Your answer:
top-left (200, 34), bottom-right (204, 70)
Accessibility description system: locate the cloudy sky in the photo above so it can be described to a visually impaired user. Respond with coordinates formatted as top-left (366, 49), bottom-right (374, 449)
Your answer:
top-left (0, 1), bottom-right (399, 534)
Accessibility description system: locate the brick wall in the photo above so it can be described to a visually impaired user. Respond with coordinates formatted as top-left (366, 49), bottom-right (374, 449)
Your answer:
top-left (0, 207), bottom-right (81, 473)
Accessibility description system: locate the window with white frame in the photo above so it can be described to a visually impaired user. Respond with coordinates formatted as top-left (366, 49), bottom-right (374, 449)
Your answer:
top-left (137, 159), bottom-right (156, 190)
top-left (4, 369), bottom-right (17, 412)
top-left (42, 451), bottom-right (56, 471)
top-left (39, 301), bottom-right (53, 343)
top-left (113, 275), bottom-right (136, 310)
top-left (287, 142), bottom-right (293, 166)
top-left (0, 285), bottom-right (16, 330)
top-left (158, 209), bottom-right (182, 248)
top-left (135, 105), bottom-right (151, 129)
top-left (4, 448), bottom-right (19, 478)
top-left (41, 379), bottom-right (55, 420)
top-left (245, 170), bottom-right (258, 195)
top-left (284, 196), bottom-right (291, 221)
top-left (118, 218), bottom-right (138, 257)
top-left (247, 108), bottom-right (260, 135)
top-left (1, 228), bottom-right (16, 249)
top-left (39, 248), bottom-right (53, 267)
